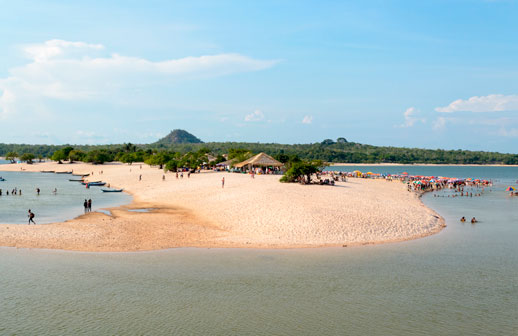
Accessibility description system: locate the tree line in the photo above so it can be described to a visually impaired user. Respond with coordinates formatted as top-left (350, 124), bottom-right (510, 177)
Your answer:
top-left (2, 138), bottom-right (518, 165)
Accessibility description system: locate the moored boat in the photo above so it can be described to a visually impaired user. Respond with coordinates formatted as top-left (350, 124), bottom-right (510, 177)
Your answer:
top-left (101, 188), bottom-right (123, 192)
top-left (85, 182), bottom-right (106, 186)
top-left (81, 181), bottom-right (102, 185)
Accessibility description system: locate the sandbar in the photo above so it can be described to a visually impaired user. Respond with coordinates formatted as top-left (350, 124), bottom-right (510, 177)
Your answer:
top-left (0, 162), bottom-right (445, 251)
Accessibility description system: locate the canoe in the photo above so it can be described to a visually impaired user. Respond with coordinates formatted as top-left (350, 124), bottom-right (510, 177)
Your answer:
top-left (69, 179), bottom-right (84, 182)
top-left (101, 189), bottom-right (123, 192)
top-left (72, 174), bottom-right (89, 177)
top-left (55, 171), bottom-right (73, 174)
top-left (81, 181), bottom-right (102, 185)
top-left (41, 171), bottom-right (55, 173)
top-left (87, 182), bottom-right (106, 186)
top-left (0, 178), bottom-right (5, 182)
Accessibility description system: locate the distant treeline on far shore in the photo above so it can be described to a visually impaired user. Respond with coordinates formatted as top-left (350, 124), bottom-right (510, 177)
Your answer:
top-left (1, 138), bottom-right (518, 165)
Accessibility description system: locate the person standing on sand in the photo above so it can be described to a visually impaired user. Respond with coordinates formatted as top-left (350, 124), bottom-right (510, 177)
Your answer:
top-left (84, 199), bottom-right (88, 213)
top-left (87, 199), bottom-right (92, 212)
top-left (139, 174), bottom-right (142, 181)
top-left (162, 175), bottom-right (165, 181)
top-left (176, 172), bottom-right (178, 179)
top-left (222, 177), bottom-right (225, 188)
top-left (28, 209), bottom-right (36, 224)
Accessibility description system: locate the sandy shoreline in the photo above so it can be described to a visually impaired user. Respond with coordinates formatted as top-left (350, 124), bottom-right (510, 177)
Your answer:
top-left (0, 162), bottom-right (445, 252)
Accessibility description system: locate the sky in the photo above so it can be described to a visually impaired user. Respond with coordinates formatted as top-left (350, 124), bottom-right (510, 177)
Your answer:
top-left (1, 0), bottom-right (518, 152)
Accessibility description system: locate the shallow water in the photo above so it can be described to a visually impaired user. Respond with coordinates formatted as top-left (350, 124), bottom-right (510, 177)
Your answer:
top-left (0, 166), bottom-right (517, 335)
top-left (0, 171), bottom-right (131, 224)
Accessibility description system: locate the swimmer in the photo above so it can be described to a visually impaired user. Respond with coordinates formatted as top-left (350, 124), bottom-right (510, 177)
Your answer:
top-left (460, 217), bottom-right (466, 222)
top-left (471, 217), bottom-right (478, 223)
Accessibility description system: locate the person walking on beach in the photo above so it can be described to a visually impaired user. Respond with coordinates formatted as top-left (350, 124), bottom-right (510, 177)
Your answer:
top-left (139, 174), bottom-right (142, 181)
top-left (87, 199), bottom-right (92, 212)
top-left (28, 209), bottom-right (36, 225)
top-left (222, 177), bottom-right (225, 188)
top-left (162, 175), bottom-right (165, 181)
top-left (176, 172), bottom-right (178, 179)
top-left (84, 199), bottom-right (88, 213)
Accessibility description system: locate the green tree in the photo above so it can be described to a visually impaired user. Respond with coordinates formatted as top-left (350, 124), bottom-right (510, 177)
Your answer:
top-left (280, 160), bottom-right (322, 184)
top-left (20, 153), bottom-right (35, 164)
top-left (68, 149), bottom-right (86, 162)
top-left (5, 151), bottom-right (18, 163)
top-left (165, 159), bottom-right (179, 172)
top-left (51, 150), bottom-right (67, 163)
top-left (84, 150), bottom-right (113, 164)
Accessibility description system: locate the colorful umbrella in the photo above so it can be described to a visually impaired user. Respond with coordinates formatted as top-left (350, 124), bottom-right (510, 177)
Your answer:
top-left (506, 186), bottom-right (515, 191)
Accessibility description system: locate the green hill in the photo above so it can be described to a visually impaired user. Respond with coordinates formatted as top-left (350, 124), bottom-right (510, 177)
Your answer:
top-left (154, 129), bottom-right (203, 145)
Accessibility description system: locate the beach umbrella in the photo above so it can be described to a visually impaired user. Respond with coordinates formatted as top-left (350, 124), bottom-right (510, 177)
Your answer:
top-left (506, 186), bottom-right (515, 191)
top-left (402, 172), bottom-right (408, 175)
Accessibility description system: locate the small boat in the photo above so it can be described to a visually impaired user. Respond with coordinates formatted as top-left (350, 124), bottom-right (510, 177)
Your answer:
top-left (81, 181), bottom-right (102, 185)
top-left (101, 188), bottom-right (123, 192)
top-left (86, 182), bottom-right (106, 187)
top-left (41, 170), bottom-right (55, 173)
top-left (69, 179), bottom-right (84, 182)
top-left (55, 171), bottom-right (73, 174)
top-left (72, 174), bottom-right (89, 177)
top-left (0, 178), bottom-right (5, 182)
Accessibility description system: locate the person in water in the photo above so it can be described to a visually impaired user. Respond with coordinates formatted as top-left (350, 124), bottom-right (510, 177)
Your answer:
top-left (460, 217), bottom-right (466, 222)
top-left (84, 199), bottom-right (88, 213)
top-left (471, 217), bottom-right (478, 223)
top-left (87, 199), bottom-right (92, 212)
top-left (28, 209), bottom-right (36, 225)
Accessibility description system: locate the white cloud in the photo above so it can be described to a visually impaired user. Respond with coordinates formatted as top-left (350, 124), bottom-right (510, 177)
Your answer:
top-left (435, 94), bottom-right (518, 113)
top-left (23, 39), bottom-right (104, 62)
top-left (302, 115), bottom-right (313, 124)
top-left (244, 109), bottom-right (264, 122)
top-left (433, 116), bottom-right (448, 130)
top-left (398, 107), bottom-right (425, 128)
top-left (0, 39), bottom-right (278, 119)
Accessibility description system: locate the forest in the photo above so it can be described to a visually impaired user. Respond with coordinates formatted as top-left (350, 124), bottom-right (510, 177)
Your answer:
top-left (1, 138), bottom-right (518, 165)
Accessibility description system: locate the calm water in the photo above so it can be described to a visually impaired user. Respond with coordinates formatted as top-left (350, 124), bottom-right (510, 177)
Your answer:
top-left (0, 170), bottom-right (131, 224)
top-left (0, 166), bottom-right (517, 335)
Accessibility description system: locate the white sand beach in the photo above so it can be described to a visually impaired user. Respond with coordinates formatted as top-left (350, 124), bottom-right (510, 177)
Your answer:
top-left (0, 162), bottom-right (444, 251)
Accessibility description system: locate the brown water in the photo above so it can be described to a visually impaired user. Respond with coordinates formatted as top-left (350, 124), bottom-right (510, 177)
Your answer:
top-left (0, 166), bottom-right (517, 335)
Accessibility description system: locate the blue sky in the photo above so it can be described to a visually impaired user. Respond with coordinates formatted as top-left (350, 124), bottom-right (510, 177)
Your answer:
top-left (1, 0), bottom-right (518, 152)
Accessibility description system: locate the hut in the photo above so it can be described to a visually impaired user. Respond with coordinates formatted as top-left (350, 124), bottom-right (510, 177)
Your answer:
top-left (234, 152), bottom-right (284, 174)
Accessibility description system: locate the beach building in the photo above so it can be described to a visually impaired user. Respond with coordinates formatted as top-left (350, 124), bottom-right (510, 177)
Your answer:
top-left (234, 152), bottom-right (284, 174)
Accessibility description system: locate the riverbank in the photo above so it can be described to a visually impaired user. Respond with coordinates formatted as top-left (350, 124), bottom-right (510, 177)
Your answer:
top-left (0, 162), bottom-right (444, 251)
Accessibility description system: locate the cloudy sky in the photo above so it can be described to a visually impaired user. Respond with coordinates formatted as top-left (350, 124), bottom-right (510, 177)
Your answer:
top-left (1, 0), bottom-right (518, 152)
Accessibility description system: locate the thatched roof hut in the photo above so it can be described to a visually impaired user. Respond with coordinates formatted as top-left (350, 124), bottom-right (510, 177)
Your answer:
top-left (234, 153), bottom-right (284, 169)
